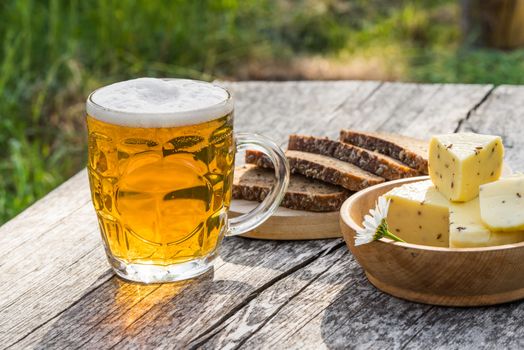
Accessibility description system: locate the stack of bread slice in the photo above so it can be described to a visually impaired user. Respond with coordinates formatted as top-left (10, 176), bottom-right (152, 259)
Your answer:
top-left (233, 130), bottom-right (428, 212)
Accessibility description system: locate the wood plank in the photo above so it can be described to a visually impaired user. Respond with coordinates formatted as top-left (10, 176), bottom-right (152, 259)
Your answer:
top-left (203, 247), bottom-right (524, 350)
top-left (400, 302), bottom-right (524, 349)
top-left (460, 85), bottom-right (524, 168)
top-left (0, 170), bottom-right (90, 262)
top-left (0, 172), bottom-right (114, 346)
top-left (190, 82), bottom-right (494, 348)
top-left (221, 81), bottom-right (381, 146)
top-left (190, 243), bottom-right (347, 349)
top-left (237, 251), bottom-right (432, 350)
top-left (319, 82), bottom-right (493, 139)
top-left (105, 240), bottom-right (340, 349)
top-left (10, 239), bottom-right (342, 349)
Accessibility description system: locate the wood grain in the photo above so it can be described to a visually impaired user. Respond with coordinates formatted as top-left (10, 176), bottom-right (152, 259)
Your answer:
top-left (0, 170), bottom-right (90, 264)
top-left (0, 171), bottom-right (113, 347)
top-left (320, 82), bottom-right (493, 139)
top-left (461, 85), bottom-right (524, 168)
top-left (4, 81), bottom-right (520, 349)
top-left (230, 200), bottom-right (341, 240)
top-left (10, 238), bottom-right (341, 349)
top-left (241, 251), bottom-right (433, 350)
top-left (191, 243), bottom-right (347, 349)
top-left (220, 80), bottom-right (381, 147)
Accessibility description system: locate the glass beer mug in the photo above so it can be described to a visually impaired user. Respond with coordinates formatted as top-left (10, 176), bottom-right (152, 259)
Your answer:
top-left (86, 78), bottom-right (289, 283)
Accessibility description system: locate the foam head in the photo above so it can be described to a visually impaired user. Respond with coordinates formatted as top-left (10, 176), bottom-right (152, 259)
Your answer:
top-left (86, 78), bottom-right (233, 127)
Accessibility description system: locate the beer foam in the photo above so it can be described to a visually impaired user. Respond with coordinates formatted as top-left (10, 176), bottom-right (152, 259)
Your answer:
top-left (86, 78), bottom-right (233, 127)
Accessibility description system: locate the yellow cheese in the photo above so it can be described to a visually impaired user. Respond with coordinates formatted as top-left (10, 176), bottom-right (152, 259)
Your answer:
top-left (383, 179), bottom-right (524, 248)
top-left (449, 198), bottom-right (524, 248)
top-left (479, 174), bottom-right (524, 231)
top-left (429, 133), bottom-right (504, 202)
top-left (384, 180), bottom-right (449, 247)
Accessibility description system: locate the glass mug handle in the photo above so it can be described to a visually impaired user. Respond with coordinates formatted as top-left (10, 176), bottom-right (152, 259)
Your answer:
top-left (227, 132), bottom-right (290, 236)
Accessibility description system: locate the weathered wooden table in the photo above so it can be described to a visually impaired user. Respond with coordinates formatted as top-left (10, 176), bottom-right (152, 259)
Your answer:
top-left (2, 81), bottom-right (524, 349)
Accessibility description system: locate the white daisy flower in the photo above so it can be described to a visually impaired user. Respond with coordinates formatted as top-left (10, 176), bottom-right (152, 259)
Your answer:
top-left (355, 196), bottom-right (405, 246)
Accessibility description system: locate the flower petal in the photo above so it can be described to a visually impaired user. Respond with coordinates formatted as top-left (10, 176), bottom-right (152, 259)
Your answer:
top-left (355, 196), bottom-right (392, 246)
top-left (374, 212), bottom-right (382, 226)
top-left (355, 234), bottom-right (374, 246)
top-left (363, 214), bottom-right (376, 228)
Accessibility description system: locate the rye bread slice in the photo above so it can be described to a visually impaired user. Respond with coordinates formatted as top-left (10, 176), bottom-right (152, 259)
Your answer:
top-left (288, 134), bottom-right (419, 180)
top-left (339, 130), bottom-right (429, 174)
top-left (233, 165), bottom-right (350, 212)
top-left (245, 149), bottom-right (385, 191)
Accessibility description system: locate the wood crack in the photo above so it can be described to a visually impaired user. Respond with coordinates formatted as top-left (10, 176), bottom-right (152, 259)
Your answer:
top-left (328, 81), bottom-right (384, 120)
top-left (5, 270), bottom-right (115, 349)
top-left (0, 229), bottom-right (100, 316)
top-left (264, 280), bottom-right (385, 347)
top-left (72, 284), bottom-right (163, 350)
top-left (187, 241), bottom-right (345, 349)
top-left (399, 306), bottom-right (435, 349)
top-left (231, 244), bottom-right (347, 350)
top-left (374, 83), bottom-right (444, 132)
top-left (0, 200), bottom-right (92, 270)
top-left (319, 289), bottom-right (385, 340)
top-left (454, 85), bottom-right (495, 133)
top-left (107, 299), bottom-right (160, 350)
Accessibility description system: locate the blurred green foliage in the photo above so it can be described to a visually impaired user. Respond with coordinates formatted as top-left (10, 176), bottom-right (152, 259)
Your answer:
top-left (1, 0), bottom-right (524, 223)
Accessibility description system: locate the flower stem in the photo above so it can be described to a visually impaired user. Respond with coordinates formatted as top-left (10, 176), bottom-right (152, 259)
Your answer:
top-left (383, 231), bottom-right (406, 243)
top-left (375, 219), bottom-right (406, 243)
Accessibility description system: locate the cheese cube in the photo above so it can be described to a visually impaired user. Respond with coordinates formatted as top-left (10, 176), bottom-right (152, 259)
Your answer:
top-left (479, 175), bottom-right (524, 231)
top-left (385, 180), bottom-right (449, 247)
top-left (429, 133), bottom-right (504, 202)
top-left (450, 198), bottom-right (524, 248)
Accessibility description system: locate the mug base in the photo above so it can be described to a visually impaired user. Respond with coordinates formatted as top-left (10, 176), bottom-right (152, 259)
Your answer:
top-left (107, 251), bottom-right (216, 284)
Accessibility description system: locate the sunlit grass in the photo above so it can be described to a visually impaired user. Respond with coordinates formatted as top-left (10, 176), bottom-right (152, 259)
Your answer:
top-left (0, 0), bottom-right (264, 222)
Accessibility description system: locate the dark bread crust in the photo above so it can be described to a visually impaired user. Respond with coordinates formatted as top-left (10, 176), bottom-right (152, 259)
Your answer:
top-left (288, 135), bottom-right (420, 180)
top-left (339, 129), bottom-right (428, 174)
top-left (232, 165), bottom-right (350, 212)
top-left (245, 150), bottom-right (384, 191)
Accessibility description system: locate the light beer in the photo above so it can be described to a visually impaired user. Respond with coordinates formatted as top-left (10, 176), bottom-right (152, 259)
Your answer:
top-left (86, 78), bottom-right (289, 283)
top-left (87, 113), bottom-right (233, 265)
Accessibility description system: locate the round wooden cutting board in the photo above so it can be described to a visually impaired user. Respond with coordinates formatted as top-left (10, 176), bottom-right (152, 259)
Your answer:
top-left (229, 200), bottom-right (341, 240)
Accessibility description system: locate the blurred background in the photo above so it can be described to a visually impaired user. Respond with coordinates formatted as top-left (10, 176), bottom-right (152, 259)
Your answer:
top-left (1, 0), bottom-right (524, 223)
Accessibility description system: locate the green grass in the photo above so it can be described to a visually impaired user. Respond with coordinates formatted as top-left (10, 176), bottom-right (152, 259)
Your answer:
top-left (0, 0), bottom-right (266, 222)
top-left (1, 0), bottom-right (524, 223)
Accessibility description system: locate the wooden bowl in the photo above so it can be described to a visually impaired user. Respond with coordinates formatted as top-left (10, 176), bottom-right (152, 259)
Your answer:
top-left (340, 176), bottom-right (524, 306)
